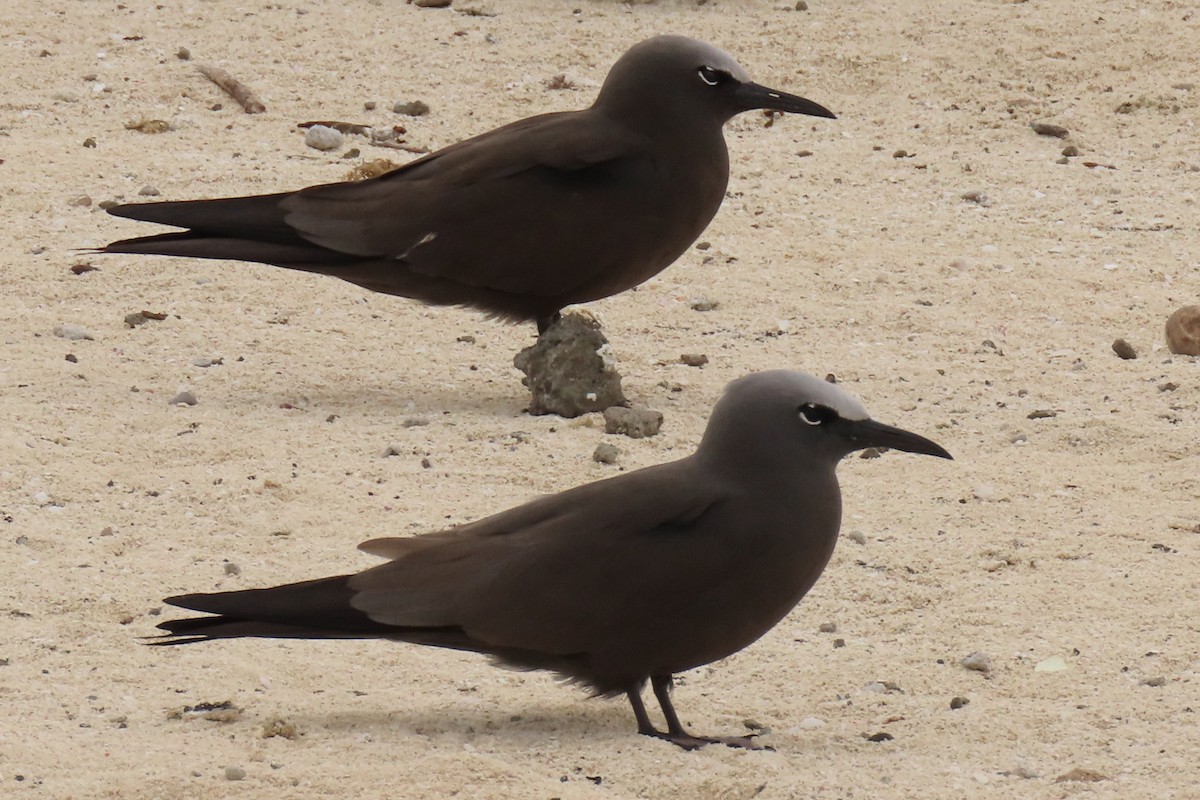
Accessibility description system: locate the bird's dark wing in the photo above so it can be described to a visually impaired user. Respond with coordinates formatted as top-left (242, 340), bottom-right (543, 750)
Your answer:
top-left (278, 110), bottom-right (655, 297)
top-left (347, 460), bottom-right (736, 658)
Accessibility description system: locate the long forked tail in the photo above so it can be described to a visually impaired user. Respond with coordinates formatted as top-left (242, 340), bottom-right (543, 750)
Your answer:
top-left (99, 192), bottom-right (363, 268)
top-left (150, 575), bottom-right (397, 645)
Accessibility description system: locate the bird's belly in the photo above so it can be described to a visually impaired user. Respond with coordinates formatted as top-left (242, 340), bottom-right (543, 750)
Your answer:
top-left (594, 516), bottom-right (840, 681)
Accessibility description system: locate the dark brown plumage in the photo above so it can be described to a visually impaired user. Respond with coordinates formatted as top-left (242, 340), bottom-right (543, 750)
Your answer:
top-left (153, 371), bottom-right (951, 750)
top-left (101, 36), bottom-right (834, 333)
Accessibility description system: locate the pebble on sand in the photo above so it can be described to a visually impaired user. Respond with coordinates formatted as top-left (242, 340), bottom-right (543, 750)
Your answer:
top-left (224, 766), bottom-right (246, 781)
top-left (1031, 121), bottom-right (1070, 138)
top-left (54, 324), bottom-right (93, 341)
top-left (304, 124), bottom-right (344, 151)
top-left (1165, 304), bottom-right (1200, 355)
top-left (393, 99), bottom-right (431, 116)
top-left (1034, 655), bottom-right (1068, 673)
top-left (1111, 338), bottom-right (1137, 359)
top-left (592, 442), bottom-right (620, 464)
top-left (169, 390), bottom-right (198, 406)
top-left (961, 651), bottom-right (992, 673)
top-left (513, 312), bottom-right (626, 418)
top-left (603, 406), bottom-right (663, 439)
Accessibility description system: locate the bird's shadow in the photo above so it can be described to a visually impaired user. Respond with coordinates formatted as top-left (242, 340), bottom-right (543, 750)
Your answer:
top-left (295, 698), bottom-right (633, 747)
top-left (226, 376), bottom-right (532, 420)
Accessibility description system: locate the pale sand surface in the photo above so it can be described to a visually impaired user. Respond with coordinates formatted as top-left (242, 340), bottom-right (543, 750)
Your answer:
top-left (2, 0), bottom-right (1198, 797)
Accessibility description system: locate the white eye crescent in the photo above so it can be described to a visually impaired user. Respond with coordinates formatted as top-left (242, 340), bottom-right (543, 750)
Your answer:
top-left (798, 404), bottom-right (829, 426)
top-left (697, 66), bottom-right (725, 86)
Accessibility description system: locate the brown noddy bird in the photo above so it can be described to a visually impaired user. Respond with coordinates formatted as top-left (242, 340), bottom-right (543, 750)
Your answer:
top-left (100, 36), bottom-right (835, 333)
top-left (152, 371), bottom-right (951, 750)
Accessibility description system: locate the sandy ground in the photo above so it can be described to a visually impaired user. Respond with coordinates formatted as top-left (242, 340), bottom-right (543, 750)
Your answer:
top-left (2, 0), bottom-right (1198, 797)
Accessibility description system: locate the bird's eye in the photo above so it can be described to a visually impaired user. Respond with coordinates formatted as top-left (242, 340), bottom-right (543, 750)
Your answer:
top-left (798, 403), bottom-right (833, 426)
top-left (697, 66), bottom-right (728, 87)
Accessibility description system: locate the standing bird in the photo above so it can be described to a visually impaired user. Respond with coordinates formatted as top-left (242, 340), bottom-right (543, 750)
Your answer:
top-left (101, 36), bottom-right (834, 334)
top-left (152, 371), bottom-right (951, 750)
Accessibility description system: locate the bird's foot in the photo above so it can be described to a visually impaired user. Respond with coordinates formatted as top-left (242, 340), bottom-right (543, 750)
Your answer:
top-left (640, 728), bottom-right (773, 751)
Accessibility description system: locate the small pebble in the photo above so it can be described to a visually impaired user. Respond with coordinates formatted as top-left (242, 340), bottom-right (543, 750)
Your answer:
top-left (224, 766), bottom-right (246, 781)
top-left (138, 185), bottom-right (160, 197)
top-left (847, 530), bottom-right (867, 545)
top-left (124, 313), bottom-right (148, 328)
top-left (592, 442), bottom-right (620, 464)
top-left (1139, 675), bottom-right (1166, 687)
top-left (402, 417), bottom-right (430, 428)
top-left (866, 732), bottom-right (894, 742)
top-left (223, 562), bottom-right (241, 576)
top-left (1062, 145), bottom-right (1081, 157)
top-left (1027, 409), bottom-right (1057, 419)
top-left (68, 195), bottom-right (92, 207)
top-left (892, 149), bottom-right (909, 158)
top-left (176, 46), bottom-right (191, 60)
top-left (950, 696), bottom-right (970, 709)
top-left (961, 190), bottom-right (990, 207)
top-left (679, 353), bottom-right (708, 367)
top-left (794, 0), bottom-right (808, 9)
top-left (1165, 304), bottom-right (1200, 355)
top-left (603, 406), bottom-right (663, 439)
top-left (170, 390), bottom-right (198, 406)
top-left (1031, 121), bottom-right (1069, 138)
top-left (304, 124), bottom-right (344, 151)
top-left (363, 100), bottom-right (377, 111)
top-left (413, 0), bottom-right (452, 6)
top-left (192, 357), bottom-right (223, 368)
top-left (1111, 338), bottom-right (1137, 359)
top-left (961, 651), bottom-right (992, 673)
top-left (1034, 655), bottom-right (1068, 673)
top-left (833, 638), bottom-right (845, 648)
top-left (690, 296), bottom-right (719, 312)
top-left (393, 99), bottom-right (430, 116)
top-left (818, 622), bottom-right (837, 633)
top-left (65, 353), bottom-right (78, 363)
top-left (98, 199), bottom-right (119, 210)
top-left (261, 718), bottom-right (299, 739)
top-left (858, 447), bottom-right (884, 459)
top-left (381, 445), bottom-right (402, 457)
top-left (83, 137), bottom-right (97, 148)
top-left (54, 324), bottom-right (93, 340)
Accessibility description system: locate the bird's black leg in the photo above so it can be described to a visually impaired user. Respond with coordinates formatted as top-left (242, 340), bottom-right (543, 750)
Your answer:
top-left (535, 311), bottom-right (562, 336)
top-left (647, 674), bottom-right (772, 751)
top-left (626, 683), bottom-right (659, 737)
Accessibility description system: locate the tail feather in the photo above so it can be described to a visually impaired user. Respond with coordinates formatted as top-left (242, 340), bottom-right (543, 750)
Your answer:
top-left (154, 576), bottom-right (395, 643)
top-left (102, 231), bottom-right (354, 268)
top-left (107, 194), bottom-right (298, 242)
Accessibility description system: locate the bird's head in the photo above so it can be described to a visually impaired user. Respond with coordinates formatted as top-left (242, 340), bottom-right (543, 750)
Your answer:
top-left (594, 35), bottom-right (836, 128)
top-left (697, 370), bottom-right (952, 471)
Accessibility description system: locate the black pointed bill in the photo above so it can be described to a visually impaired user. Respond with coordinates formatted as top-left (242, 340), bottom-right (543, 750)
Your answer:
top-left (735, 82), bottom-right (836, 119)
top-left (841, 418), bottom-right (952, 460)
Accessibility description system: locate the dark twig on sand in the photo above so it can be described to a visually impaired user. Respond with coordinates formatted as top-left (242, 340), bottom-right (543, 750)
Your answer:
top-left (196, 64), bottom-right (265, 114)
